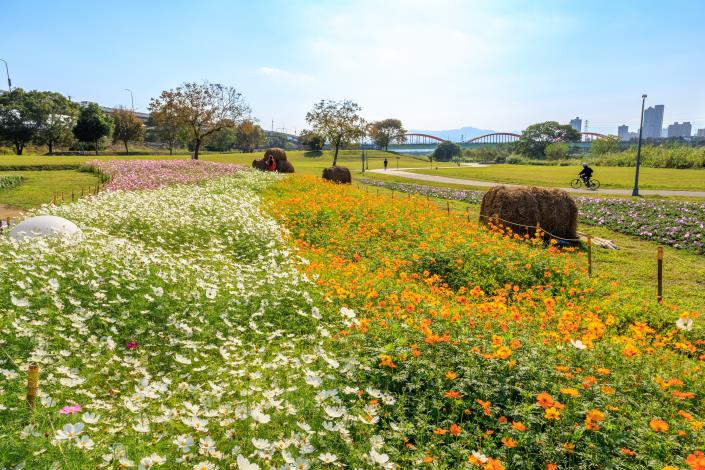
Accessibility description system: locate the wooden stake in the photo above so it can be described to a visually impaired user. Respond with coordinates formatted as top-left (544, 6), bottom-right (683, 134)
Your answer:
top-left (61, 192), bottom-right (64, 202)
top-left (446, 201), bottom-right (450, 214)
top-left (52, 193), bottom-right (56, 205)
top-left (71, 190), bottom-right (75, 201)
top-left (27, 363), bottom-right (39, 407)
top-left (6, 216), bottom-right (10, 228)
top-left (657, 246), bottom-right (663, 303)
top-left (587, 235), bottom-right (593, 276)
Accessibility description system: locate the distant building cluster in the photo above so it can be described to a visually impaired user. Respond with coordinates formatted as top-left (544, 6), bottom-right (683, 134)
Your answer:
top-left (617, 104), bottom-right (701, 141)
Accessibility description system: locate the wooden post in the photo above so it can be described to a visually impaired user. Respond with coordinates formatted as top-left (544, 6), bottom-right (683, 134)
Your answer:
top-left (71, 190), bottom-right (75, 202)
top-left (5, 216), bottom-right (10, 228)
top-left (81, 188), bottom-right (84, 197)
top-left (657, 247), bottom-right (663, 303)
top-left (391, 191), bottom-right (394, 199)
top-left (27, 363), bottom-right (39, 407)
top-left (587, 235), bottom-right (593, 276)
top-left (61, 192), bottom-right (64, 202)
top-left (446, 201), bottom-right (450, 214)
top-left (466, 207), bottom-right (470, 223)
top-left (52, 193), bottom-right (56, 205)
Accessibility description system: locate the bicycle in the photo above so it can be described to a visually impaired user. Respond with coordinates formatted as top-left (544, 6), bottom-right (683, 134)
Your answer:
top-left (570, 177), bottom-right (600, 190)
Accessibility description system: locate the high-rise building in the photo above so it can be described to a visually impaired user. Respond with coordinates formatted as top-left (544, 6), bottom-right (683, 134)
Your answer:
top-left (697, 128), bottom-right (705, 137)
top-left (569, 117), bottom-right (582, 132)
top-left (667, 122), bottom-right (692, 138)
top-left (642, 105), bottom-right (664, 139)
top-left (618, 125), bottom-right (630, 141)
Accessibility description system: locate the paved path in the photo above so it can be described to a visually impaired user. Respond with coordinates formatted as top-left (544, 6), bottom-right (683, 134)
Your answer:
top-left (367, 167), bottom-right (705, 198)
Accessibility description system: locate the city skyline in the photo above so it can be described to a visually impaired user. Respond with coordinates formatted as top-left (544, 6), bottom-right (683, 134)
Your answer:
top-left (3, 0), bottom-right (705, 134)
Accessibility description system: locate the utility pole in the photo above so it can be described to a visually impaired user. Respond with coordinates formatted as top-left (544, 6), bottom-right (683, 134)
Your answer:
top-left (0, 59), bottom-right (11, 91)
top-left (632, 94), bottom-right (647, 197)
top-left (124, 89), bottom-right (134, 112)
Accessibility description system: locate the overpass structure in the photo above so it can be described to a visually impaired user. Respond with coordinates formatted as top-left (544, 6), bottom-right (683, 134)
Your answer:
top-left (387, 131), bottom-right (607, 150)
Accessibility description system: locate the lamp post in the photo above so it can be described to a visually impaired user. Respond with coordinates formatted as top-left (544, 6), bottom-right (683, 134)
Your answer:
top-left (124, 88), bottom-right (134, 112)
top-left (632, 94), bottom-right (647, 197)
top-left (0, 59), bottom-right (11, 91)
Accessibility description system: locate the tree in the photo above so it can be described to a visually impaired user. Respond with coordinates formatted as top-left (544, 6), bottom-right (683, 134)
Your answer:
top-left (147, 108), bottom-right (184, 155)
top-left (299, 129), bottom-right (325, 151)
top-left (112, 107), bottom-right (144, 154)
top-left (0, 88), bottom-right (42, 155)
top-left (33, 91), bottom-right (79, 154)
top-left (73, 103), bottom-right (113, 155)
top-left (266, 132), bottom-right (289, 149)
top-left (205, 127), bottom-right (237, 151)
top-left (368, 118), bottom-right (405, 151)
top-left (514, 121), bottom-right (581, 159)
top-left (148, 82), bottom-right (250, 160)
top-left (544, 142), bottom-right (569, 160)
top-left (305, 99), bottom-right (365, 166)
top-left (432, 141), bottom-right (461, 162)
top-left (234, 120), bottom-right (264, 152)
top-left (591, 135), bottom-right (620, 155)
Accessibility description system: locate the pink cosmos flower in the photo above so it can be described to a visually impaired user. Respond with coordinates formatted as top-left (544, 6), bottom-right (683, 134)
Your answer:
top-left (59, 404), bottom-right (82, 414)
top-left (126, 341), bottom-right (139, 350)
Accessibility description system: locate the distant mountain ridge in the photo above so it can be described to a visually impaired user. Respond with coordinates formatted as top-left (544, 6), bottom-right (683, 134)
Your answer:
top-left (408, 126), bottom-right (496, 142)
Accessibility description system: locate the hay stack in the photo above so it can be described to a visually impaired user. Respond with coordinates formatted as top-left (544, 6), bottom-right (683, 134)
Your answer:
top-left (479, 185), bottom-right (578, 241)
top-left (322, 166), bottom-right (352, 184)
top-left (251, 147), bottom-right (295, 173)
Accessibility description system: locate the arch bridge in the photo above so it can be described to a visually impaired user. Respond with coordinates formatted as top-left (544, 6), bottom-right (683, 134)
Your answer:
top-left (391, 133), bottom-right (448, 145)
top-left (465, 132), bottom-right (521, 144)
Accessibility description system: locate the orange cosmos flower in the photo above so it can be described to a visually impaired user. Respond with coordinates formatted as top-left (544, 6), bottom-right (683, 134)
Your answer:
top-left (544, 407), bottom-right (561, 420)
top-left (511, 421), bottom-right (527, 431)
top-left (444, 390), bottom-right (461, 399)
top-left (484, 458), bottom-right (505, 470)
top-left (501, 437), bottom-right (517, 448)
top-left (687, 451), bottom-right (705, 470)
top-left (620, 448), bottom-right (636, 456)
top-left (560, 388), bottom-right (580, 397)
top-left (536, 392), bottom-right (555, 409)
top-left (477, 399), bottom-right (492, 416)
top-left (433, 428), bottom-right (447, 435)
top-left (445, 371), bottom-right (457, 380)
top-left (649, 418), bottom-right (669, 433)
top-left (450, 423), bottom-right (462, 436)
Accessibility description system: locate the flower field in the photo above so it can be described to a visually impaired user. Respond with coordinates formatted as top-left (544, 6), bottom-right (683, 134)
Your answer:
top-left (87, 160), bottom-right (244, 191)
top-left (1, 168), bottom-right (704, 469)
top-left (359, 178), bottom-right (705, 253)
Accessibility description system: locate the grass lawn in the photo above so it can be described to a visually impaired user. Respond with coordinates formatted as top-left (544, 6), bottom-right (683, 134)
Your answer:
top-left (408, 164), bottom-right (705, 191)
top-left (0, 170), bottom-right (101, 210)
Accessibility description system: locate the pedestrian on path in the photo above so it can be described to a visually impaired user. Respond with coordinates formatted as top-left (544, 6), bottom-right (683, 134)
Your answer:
top-left (383, 158), bottom-right (388, 171)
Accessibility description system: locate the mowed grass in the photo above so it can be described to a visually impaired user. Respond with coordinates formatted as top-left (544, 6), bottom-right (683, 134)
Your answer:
top-left (408, 164), bottom-right (705, 191)
top-left (0, 170), bottom-right (101, 209)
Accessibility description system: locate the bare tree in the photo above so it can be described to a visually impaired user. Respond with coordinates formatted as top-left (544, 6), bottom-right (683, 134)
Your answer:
top-left (148, 82), bottom-right (250, 160)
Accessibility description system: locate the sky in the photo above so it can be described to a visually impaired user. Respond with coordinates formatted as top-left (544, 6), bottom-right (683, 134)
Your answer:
top-left (3, 0), bottom-right (705, 135)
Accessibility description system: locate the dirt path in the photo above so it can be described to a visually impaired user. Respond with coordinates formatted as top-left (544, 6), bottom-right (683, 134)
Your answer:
top-left (368, 168), bottom-right (705, 198)
top-left (0, 204), bottom-right (24, 221)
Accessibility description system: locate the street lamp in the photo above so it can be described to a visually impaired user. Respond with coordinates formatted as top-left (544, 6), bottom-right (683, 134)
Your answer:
top-left (0, 59), bottom-right (11, 91)
top-left (124, 88), bottom-right (134, 112)
top-left (632, 94), bottom-right (647, 197)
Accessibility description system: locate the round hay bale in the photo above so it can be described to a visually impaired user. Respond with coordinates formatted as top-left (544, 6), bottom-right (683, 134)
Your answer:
top-left (277, 160), bottom-right (295, 173)
top-left (264, 148), bottom-right (287, 165)
top-left (479, 185), bottom-right (578, 241)
top-left (252, 159), bottom-right (268, 171)
top-left (322, 166), bottom-right (352, 184)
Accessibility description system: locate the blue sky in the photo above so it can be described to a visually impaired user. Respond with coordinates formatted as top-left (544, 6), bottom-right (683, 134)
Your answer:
top-left (4, 0), bottom-right (705, 134)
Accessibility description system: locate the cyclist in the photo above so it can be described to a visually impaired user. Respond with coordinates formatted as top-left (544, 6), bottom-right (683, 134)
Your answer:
top-left (578, 163), bottom-right (594, 186)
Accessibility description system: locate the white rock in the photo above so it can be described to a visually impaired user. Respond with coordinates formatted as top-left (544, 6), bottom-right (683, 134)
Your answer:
top-left (9, 216), bottom-right (82, 241)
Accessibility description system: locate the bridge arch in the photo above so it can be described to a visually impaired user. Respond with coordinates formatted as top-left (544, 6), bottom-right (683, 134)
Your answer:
top-left (465, 133), bottom-right (521, 144)
top-left (391, 133), bottom-right (448, 145)
top-left (579, 132), bottom-right (607, 142)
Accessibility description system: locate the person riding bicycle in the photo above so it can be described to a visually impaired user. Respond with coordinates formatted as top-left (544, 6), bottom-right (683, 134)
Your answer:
top-left (579, 163), bottom-right (594, 186)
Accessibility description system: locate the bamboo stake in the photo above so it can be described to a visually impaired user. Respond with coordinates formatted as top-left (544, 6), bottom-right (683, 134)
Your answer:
top-left (657, 247), bottom-right (664, 303)
top-left (27, 362), bottom-right (39, 407)
top-left (587, 235), bottom-right (593, 276)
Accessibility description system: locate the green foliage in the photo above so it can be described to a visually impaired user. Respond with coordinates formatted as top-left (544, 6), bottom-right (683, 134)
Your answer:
top-left (0, 88), bottom-right (42, 155)
top-left (72, 103), bottom-right (114, 155)
top-left (590, 135), bottom-right (620, 155)
top-left (32, 91), bottom-right (79, 154)
top-left (299, 129), bottom-right (325, 151)
top-left (305, 99), bottom-right (365, 166)
top-left (544, 141), bottom-right (569, 160)
top-left (463, 144), bottom-right (514, 163)
top-left (368, 118), bottom-right (405, 151)
top-left (0, 175), bottom-right (23, 189)
top-left (205, 127), bottom-right (237, 151)
top-left (146, 107), bottom-right (186, 155)
top-left (432, 141), bottom-right (461, 162)
top-left (234, 120), bottom-right (264, 152)
top-left (593, 144), bottom-right (705, 169)
top-left (111, 108), bottom-right (144, 154)
top-left (515, 121), bottom-right (582, 159)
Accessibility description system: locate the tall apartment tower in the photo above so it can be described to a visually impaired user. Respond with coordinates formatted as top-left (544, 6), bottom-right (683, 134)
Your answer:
top-left (642, 105), bottom-right (664, 139)
top-left (667, 122), bottom-right (692, 138)
top-left (618, 125), bottom-right (630, 141)
top-left (569, 117), bottom-right (582, 132)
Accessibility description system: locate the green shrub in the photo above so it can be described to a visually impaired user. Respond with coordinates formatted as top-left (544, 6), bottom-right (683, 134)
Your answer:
top-left (544, 142), bottom-right (569, 160)
top-left (0, 175), bottom-right (23, 189)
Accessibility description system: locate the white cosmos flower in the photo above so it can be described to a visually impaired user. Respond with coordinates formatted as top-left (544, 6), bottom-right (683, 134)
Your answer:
top-left (236, 454), bottom-right (259, 470)
top-left (55, 422), bottom-right (84, 440)
top-left (199, 436), bottom-right (216, 454)
top-left (251, 438), bottom-right (270, 450)
top-left (138, 453), bottom-right (166, 469)
top-left (370, 449), bottom-right (390, 466)
top-left (570, 339), bottom-right (587, 350)
top-left (304, 374), bottom-right (322, 388)
top-left (205, 287), bottom-right (218, 299)
top-left (676, 317), bottom-right (694, 331)
top-left (324, 406), bottom-right (346, 418)
top-left (193, 461), bottom-right (216, 470)
top-left (132, 418), bottom-right (150, 433)
top-left (82, 412), bottom-right (100, 424)
top-left (75, 435), bottom-right (95, 449)
top-left (340, 307), bottom-right (356, 319)
top-left (472, 451), bottom-right (488, 463)
top-left (174, 354), bottom-right (192, 365)
top-left (10, 295), bottom-right (29, 307)
top-left (250, 408), bottom-right (271, 424)
top-left (318, 453), bottom-right (338, 464)
top-left (174, 434), bottom-right (194, 452)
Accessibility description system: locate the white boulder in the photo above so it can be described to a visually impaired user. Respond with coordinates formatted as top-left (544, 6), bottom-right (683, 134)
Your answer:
top-left (9, 216), bottom-right (82, 241)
